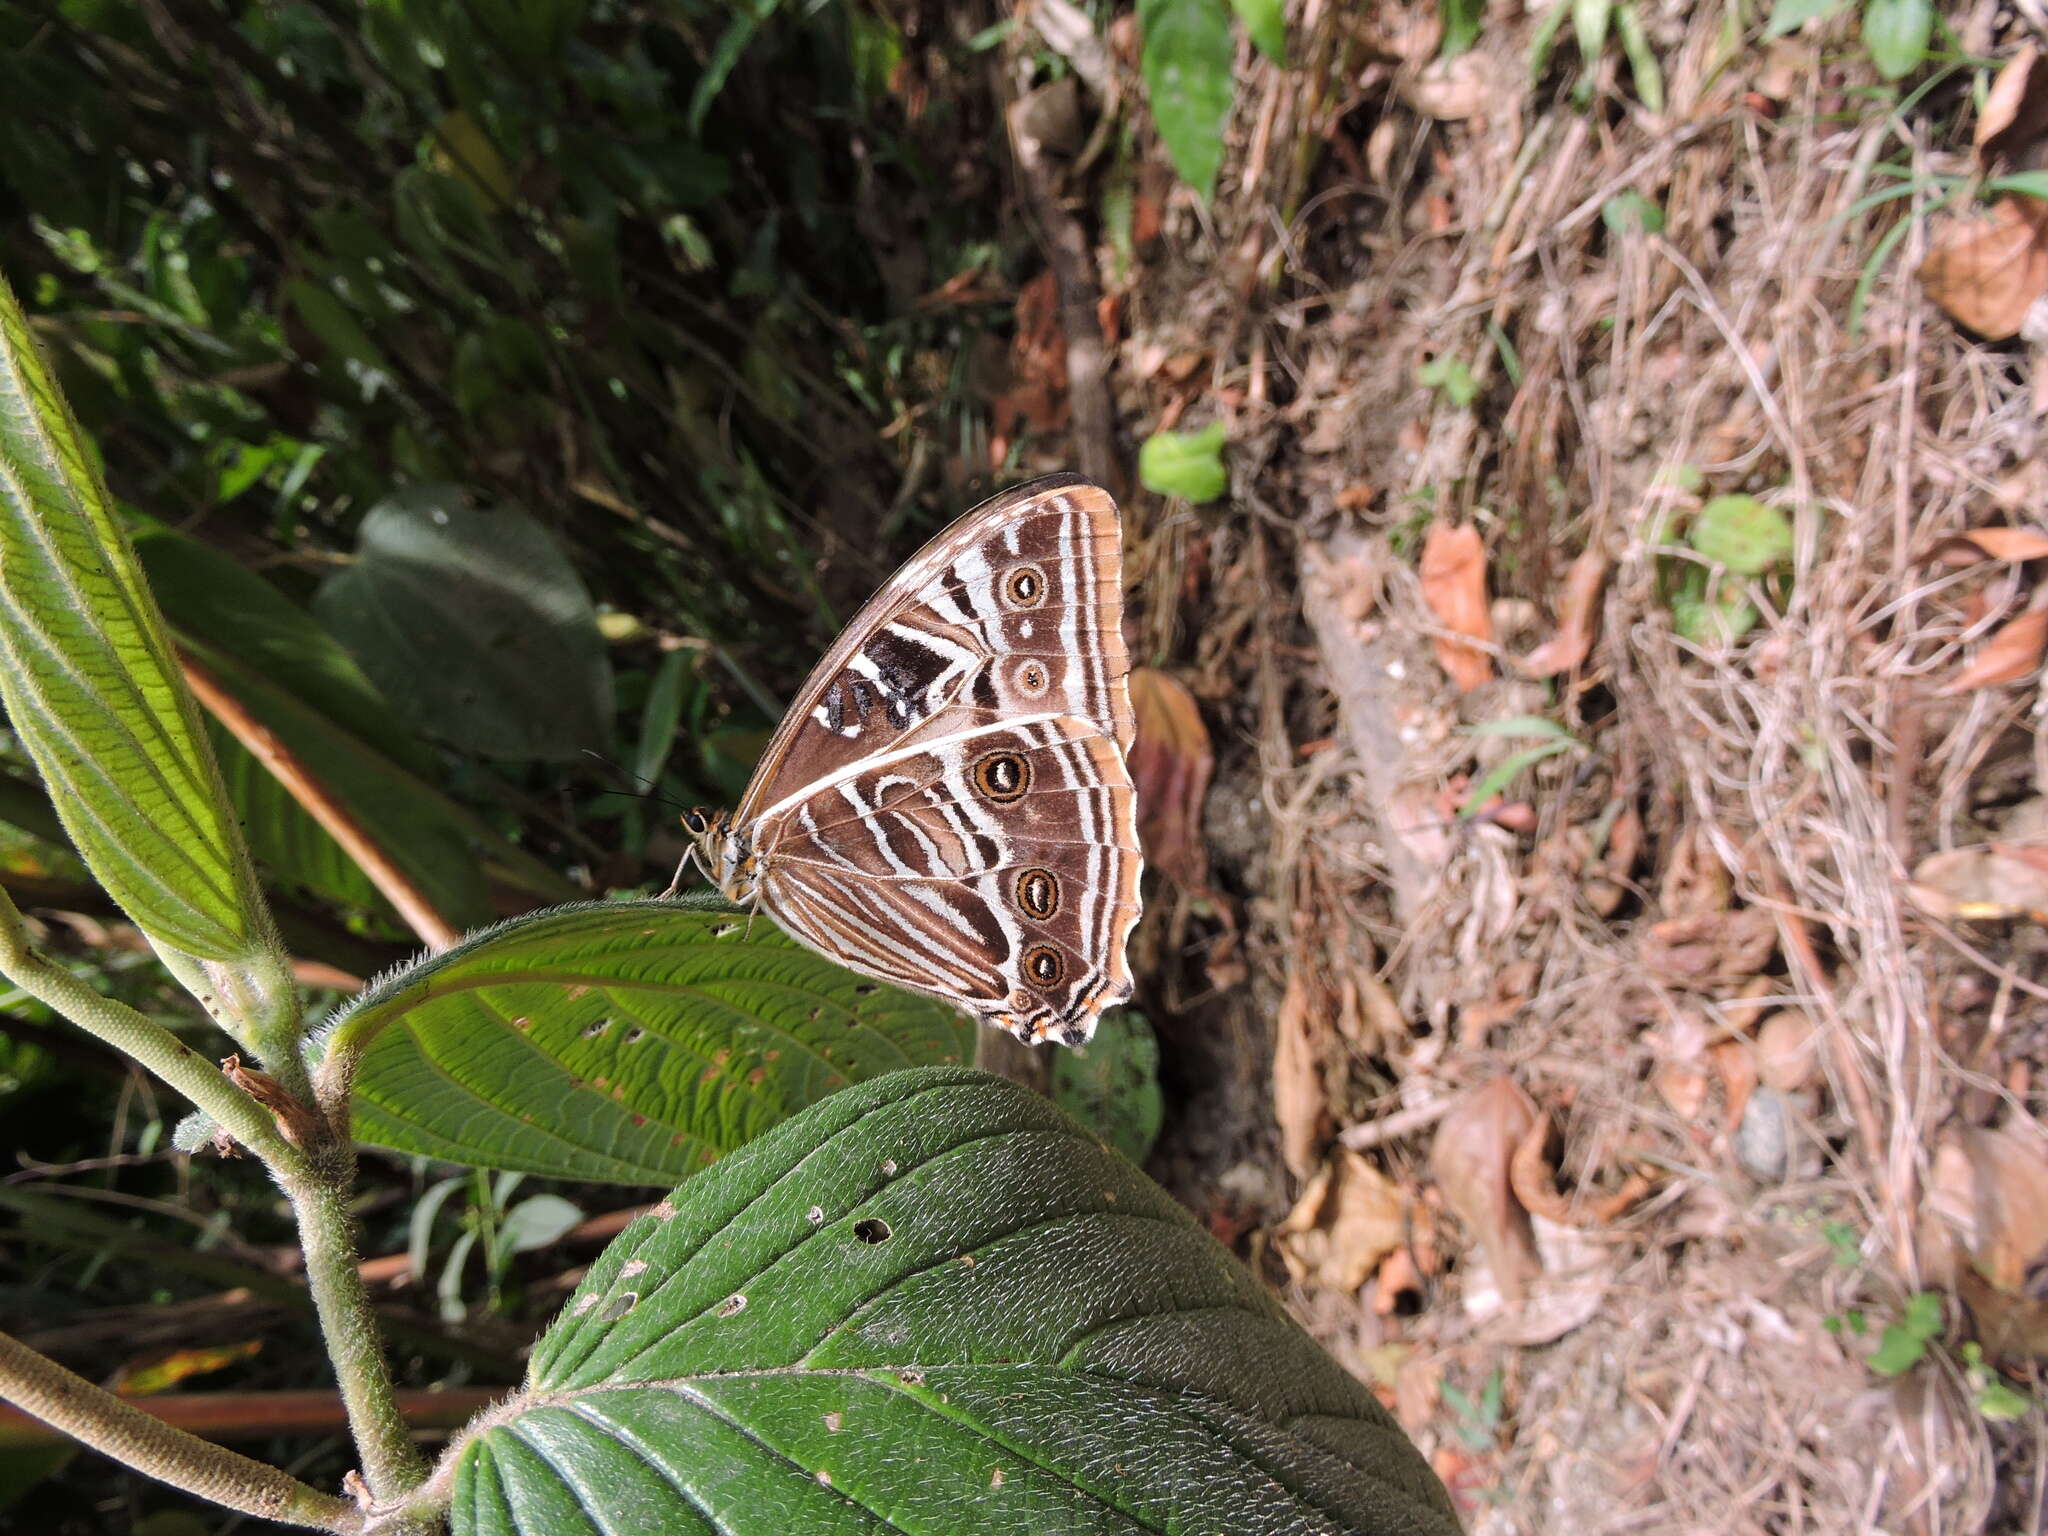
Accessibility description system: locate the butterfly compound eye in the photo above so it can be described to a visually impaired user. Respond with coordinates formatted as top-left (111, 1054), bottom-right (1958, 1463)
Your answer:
top-left (971, 750), bottom-right (1032, 803)
top-left (1002, 563), bottom-right (1048, 609)
top-left (682, 808), bottom-right (710, 834)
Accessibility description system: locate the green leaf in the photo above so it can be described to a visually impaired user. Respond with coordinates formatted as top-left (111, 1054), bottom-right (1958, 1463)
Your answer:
top-left (330, 901), bottom-right (977, 1184)
top-left (1862, 0), bottom-right (1933, 79)
top-left (690, 0), bottom-right (781, 135)
top-left (632, 649), bottom-right (692, 790)
top-left (1987, 170), bottom-right (2048, 201)
top-left (1528, 0), bottom-right (1573, 79)
top-left (1459, 739), bottom-right (1574, 817)
top-left (1051, 1008), bottom-right (1165, 1165)
top-left (1689, 494), bottom-right (1794, 575)
top-left (1669, 572), bottom-right (1758, 647)
top-left (1139, 0), bottom-right (1238, 201)
top-left (314, 485), bottom-right (615, 762)
top-left (497, 1193), bottom-right (585, 1256)
top-left (284, 278), bottom-right (393, 388)
top-left (1975, 1374), bottom-right (2034, 1421)
top-left (1417, 354), bottom-right (1479, 407)
top-left (1613, 4), bottom-right (1663, 111)
top-left (1138, 421), bottom-right (1229, 503)
top-left (1867, 1291), bottom-right (1942, 1376)
top-left (1766, 0), bottom-right (1849, 35)
top-left (0, 269), bottom-right (268, 961)
top-left (1441, 0), bottom-right (1483, 57)
top-left (447, 1068), bottom-right (1459, 1535)
top-left (1230, 0), bottom-right (1287, 60)
top-left (1573, 0), bottom-right (1613, 66)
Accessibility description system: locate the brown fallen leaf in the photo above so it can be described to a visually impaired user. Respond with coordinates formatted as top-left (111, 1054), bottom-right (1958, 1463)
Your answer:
top-left (1926, 1122), bottom-right (2048, 1293)
top-left (1654, 1062), bottom-right (1711, 1121)
top-left (1127, 667), bottom-right (1214, 891)
top-left (1926, 527), bottom-right (2048, 566)
top-left (1977, 44), bottom-right (2048, 163)
top-left (1755, 1008), bottom-right (1820, 1092)
top-left (1958, 1266), bottom-right (2048, 1365)
top-left (1276, 1149), bottom-right (1408, 1291)
top-left (1273, 972), bottom-right (1331, 1179)
top-left (1909, 845), bottom-right (2048, 923)
top-left (1519, 549), bottom-right (1608, 677)
top-left (1431, 1077), bottom-right (1541, 1303)
top-left (1917, 195), bottom-right (2048, 341)
top-left (1507, 1112), bottom-right (1654, 1225)
top-left (1708, 1038), bottom-right (1759, 1131)
top-left (1639, 908), bottom-right (1779, 988)
top-left (1419, 521), bottom-right (1493, 692)
top-left (1940, 600), bottom-right (2048, 694)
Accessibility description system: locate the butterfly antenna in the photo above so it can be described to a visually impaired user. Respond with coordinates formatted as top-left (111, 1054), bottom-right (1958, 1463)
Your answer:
top-left (582, 749), bottom-right (691, 814)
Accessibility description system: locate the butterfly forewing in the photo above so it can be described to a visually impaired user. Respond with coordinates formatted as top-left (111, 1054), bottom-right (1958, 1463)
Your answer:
top-left (734, 475), bottom-right (1133, 826)
top-left (751, 716), bottom-right (1140, 1044)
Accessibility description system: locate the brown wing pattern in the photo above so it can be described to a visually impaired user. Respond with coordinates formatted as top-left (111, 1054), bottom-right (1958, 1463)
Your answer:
top-left (751, 716), bottom-right (1140, 1045)
top-left (733, 475), bottom-right (1132, 826)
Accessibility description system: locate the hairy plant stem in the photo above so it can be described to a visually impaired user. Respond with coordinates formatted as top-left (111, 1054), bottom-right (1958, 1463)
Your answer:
top-left (0, 885), bottom-right (431, 1508)
top-left (0, 885), bottom-right (299, 1168)
top-left (282, 1145), bottom-right (431, 1501)
top-left (0, 1329), bottom-right (361, 1532)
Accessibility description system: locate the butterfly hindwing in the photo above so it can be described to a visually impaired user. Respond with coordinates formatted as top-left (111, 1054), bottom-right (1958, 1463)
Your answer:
top-left (750, 716), bottom-right (1140, 1044)
top-left (734, 475), bottom-right (1133, 825)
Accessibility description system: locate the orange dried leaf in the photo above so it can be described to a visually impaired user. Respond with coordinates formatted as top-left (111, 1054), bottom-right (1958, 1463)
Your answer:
top-left (1276, 1149), bottom-right (1409, 1291)
top-left (1909, 846), bottom-right (2048, 922)
top-left (1940, 605), bottom-right (2048, 693)
top-left (1519, 550), bottom-right (1608, 677)
top-left (1978, 44), bottom-right (2048, 162)
top-left (1430, 1077), bottom-right (1541, 1303)
top-left (1755, 1008), bottom-right (1820, 1092)
top-left (1917, 196), bottom-right (2048, 342)
top-left (1927, 527), bottom-right (2048, 565)
top-left (1127, 667), bottom-right (1214, 891)
top-left (1927, 1124), bottom-right (2048, 1293)
top-left (1273, 972), bottom-right (1330, 1179)
top-left (1419, 522), bottom-right (1493, 691)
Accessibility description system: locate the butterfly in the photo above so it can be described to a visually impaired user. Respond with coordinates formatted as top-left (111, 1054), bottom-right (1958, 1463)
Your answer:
top-left (674, 473), bottom-right (1142, 1047)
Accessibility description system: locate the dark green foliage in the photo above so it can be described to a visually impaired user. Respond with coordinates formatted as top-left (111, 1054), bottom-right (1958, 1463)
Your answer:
top-left (455, 1068), bottom-right (1461, 1535)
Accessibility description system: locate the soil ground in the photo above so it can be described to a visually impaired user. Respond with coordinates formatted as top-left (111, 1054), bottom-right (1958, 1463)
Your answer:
top-left (994, 3), bottom-right (2048, 1531)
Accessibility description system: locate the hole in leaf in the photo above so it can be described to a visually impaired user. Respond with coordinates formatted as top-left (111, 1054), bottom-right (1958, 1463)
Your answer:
top-left (853, 1218), bottom-right (893, 1244)
top-left (852, 984), bottom-right (879, 996)
top-left (623, 1028), bottom-right (645, 1045)
top-left (806, 1205), bottom-right (826, 1225)
top-left (599, 1291), bottom-right (638, 1322)
top-left (711, 923), bottom-right (736, 938)
top-left (716, 1292), bottom-right (747, 1318)
top-left (880, 1159), bottom-right (899, 1176)
top-left (582, 1018), bottom-right (611, 1038)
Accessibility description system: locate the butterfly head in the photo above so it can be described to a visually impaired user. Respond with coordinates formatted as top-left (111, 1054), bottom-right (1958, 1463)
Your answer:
top-left (681, 807), bottom-right (759, 904)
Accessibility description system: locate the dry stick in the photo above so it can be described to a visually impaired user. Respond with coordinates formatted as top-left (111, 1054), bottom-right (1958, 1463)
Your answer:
top-left (0, 1329), bottom-right (360, 1533)
top-left (179, 652), bottom-right (462, 953)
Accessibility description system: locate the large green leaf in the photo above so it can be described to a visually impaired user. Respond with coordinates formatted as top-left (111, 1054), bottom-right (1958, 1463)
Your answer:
top-left (329, 901), bottom-right (977, 1183)
top-left (314, 484), bottom-right (615, 762)
top-left (0, 270), bottom-right (268, 961)
top-left (442, 1067), bottom-right (1457, 1535)
top-left (1138, 0), bottom-right (1238, 202)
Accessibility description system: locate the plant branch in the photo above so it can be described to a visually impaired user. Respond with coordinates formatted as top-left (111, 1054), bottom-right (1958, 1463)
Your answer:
top-left (279, 1159), bottom-right (431, 1501)
top-left (0, 884), bottom-right (303, 1170)
top-left (180, 651), bottom-right (463, 954)
top-left (0, 1328), bottom-right (362, 1533)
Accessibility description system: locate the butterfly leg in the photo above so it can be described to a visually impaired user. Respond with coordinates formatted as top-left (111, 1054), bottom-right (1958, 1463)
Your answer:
top-left (659, 843), bottom-right (701, 901)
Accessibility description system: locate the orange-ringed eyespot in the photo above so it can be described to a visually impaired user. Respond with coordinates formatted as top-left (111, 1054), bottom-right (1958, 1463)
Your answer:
top-left (972, 750), bottom-right (1031, 803)
top-left (1014, 867), bottom-right (1060, 919)
top-left (1024, 945), bottom-right (1065, 986)
top-left (1003, 563), bottom-right (1048, 609)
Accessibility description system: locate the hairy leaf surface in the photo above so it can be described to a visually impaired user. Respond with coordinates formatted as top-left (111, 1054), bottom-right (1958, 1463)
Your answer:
top-left (334, 902), bottom-right (976, 1183)
top-left (0, 272), bottom-right (264, 959)
top-left (447, 1068), bottom-right (1458, 1535)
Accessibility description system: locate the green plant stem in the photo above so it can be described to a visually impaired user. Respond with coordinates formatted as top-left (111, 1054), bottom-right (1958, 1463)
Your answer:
top-left (0, 1328), bottom-right (361, 1533)
top-left (282, 1152), bottom-right (431, 1501)
top-left (0, 884), bottom-right (301, 1170)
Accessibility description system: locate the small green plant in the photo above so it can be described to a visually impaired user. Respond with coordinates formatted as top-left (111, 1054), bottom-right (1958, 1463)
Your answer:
top-left (409, 1170), bottom-right (584, 1323)
top-left (1764, 0), bottom-right (1933, 78)
top-left (1962, 1341), bottom-right (2034, 1421)
top-left (1139, 0), bottom-right (1288, 201)
top-left (1139, 420), bottom-right (1231, 502)
top-left (1418, 354), bottom-right (1480, 409)
top-left (1822, 1219), bottom-right (1863, 1268)
top-left (1461, 716), bottom-right (1587, 818)
top-left (1662, 493), bottom-right (1797, 646)
top-left (1866, 1290), bottom-right (1943, 1376)
top-left (1442, 1368), bottom-right (1506, 1450)
top-left (1528, 0), bottom-right (1666, 113)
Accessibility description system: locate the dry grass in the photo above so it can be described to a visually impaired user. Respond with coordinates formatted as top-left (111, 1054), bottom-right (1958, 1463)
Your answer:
top-left (1095, 1), bottom-right (2048, 1529)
